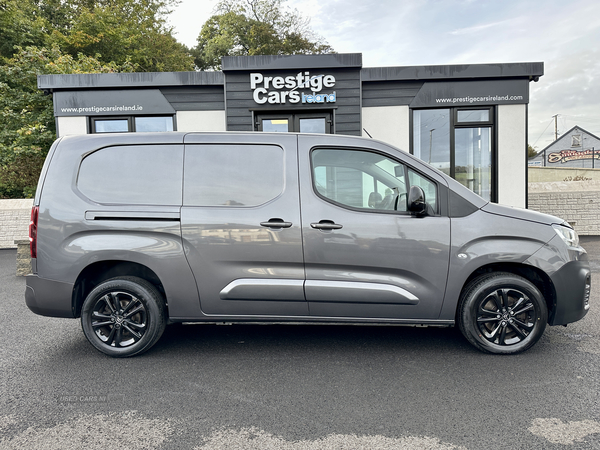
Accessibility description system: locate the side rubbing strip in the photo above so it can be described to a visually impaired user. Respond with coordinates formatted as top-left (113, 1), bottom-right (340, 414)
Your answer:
top-left (305, 280), bottom-right (419, 305)
top-left (220, 279), bottom-right (305, 302)
top-left (85, 211), bottom-right (180, 221)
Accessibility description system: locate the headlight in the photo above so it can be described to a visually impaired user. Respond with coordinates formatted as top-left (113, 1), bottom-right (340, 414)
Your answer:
top-left (552, 223), bottom-right (579, 247)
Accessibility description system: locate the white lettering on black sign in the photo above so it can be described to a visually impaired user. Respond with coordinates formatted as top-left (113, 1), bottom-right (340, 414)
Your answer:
top-left (250, 72), bottom-right (336, 105)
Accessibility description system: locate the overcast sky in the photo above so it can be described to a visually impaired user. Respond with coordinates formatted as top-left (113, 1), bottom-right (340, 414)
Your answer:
top-left (168, 0), bottom-right (600, 151)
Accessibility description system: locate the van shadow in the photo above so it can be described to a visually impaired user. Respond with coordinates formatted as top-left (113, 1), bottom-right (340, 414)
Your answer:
top-left (152, 322), bottom-right (472, 359)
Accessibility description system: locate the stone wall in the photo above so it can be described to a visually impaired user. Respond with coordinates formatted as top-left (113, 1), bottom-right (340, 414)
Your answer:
top-left (528, 181), bottom-right (600, 235)
top-left (529, 166), bottom-right (600, 183)
top-left (0, 199), bottom-right (32, 249)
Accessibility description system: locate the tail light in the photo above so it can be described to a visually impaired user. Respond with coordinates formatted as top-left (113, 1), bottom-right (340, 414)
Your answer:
top-left (29, 206), bottom-right (39, 258)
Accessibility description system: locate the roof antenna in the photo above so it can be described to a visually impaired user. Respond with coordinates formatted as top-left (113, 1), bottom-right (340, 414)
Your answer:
top-left (363, 128), bottom-right (373, 138)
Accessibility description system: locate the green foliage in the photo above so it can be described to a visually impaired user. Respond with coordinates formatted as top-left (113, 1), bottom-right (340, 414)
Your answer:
top-left (194, 0), bottom-right (333, 70)
top-left (0, 0), bottom-right (47, 58)
top-left (528, 145), bottom-right (537, 158)
top-left (0, 0), bottom-right (195, 198)
top-left (0, 46), bottom-right (132, 198)
top-left (46, 0), bottom-right (194, 72)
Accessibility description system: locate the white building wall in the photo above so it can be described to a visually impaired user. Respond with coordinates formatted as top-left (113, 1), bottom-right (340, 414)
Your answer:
top-left (176, 111), bottom-right (226, 132)
top-left (497, 104), bottom-right (527, 208)
top-left (361, 106), bottom-right (410, 152)
top-left (56, 116), bottom-right (87, 137)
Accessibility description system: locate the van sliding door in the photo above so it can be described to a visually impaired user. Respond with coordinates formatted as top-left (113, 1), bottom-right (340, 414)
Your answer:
top-left (180, 133), bottom-right (307, 317)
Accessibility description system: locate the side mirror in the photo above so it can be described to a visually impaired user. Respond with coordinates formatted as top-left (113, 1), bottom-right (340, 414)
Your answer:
top-left (407, 185), bottom-right (427, 216)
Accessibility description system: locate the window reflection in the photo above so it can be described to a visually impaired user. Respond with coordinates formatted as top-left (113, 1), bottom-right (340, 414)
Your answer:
top-left (412, 109), bottom-right (450, 175)
top-left (457, 110), bottom-right (489, 123)
top-left (300, 118), bottom-right (326, 134)
top-left (94, 119), bottom-right (129, 133)
top-left (184, 145), bottom-right (284, 207)
top-left (455, 127), bottom-right (491, 200)
top-left (135, 116), bottom-right (174, 132)
top-left (262, 119), bottom-right (289, 132)
top-left (413, 108), bottom-right (494, 201)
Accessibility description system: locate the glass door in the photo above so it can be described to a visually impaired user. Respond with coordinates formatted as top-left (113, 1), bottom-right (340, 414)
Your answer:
top-left (257, 114), bottom-right (293, 132)
top-left (256, 112), bottom-right (332, 133)
top-left (455, 127), bottom-right (491, 200)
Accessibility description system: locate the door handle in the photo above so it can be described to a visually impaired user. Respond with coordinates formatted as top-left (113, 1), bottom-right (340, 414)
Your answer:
top-left (260, 218), bottom-right (292, 228)
top-left (310, 220), bottom-right (343, 230)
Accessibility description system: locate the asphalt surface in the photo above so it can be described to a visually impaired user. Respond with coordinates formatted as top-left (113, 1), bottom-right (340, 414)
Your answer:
top-left (1, 239), bottom-right (599, 449)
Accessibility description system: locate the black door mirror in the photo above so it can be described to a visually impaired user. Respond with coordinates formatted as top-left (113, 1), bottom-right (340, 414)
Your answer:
top-left (407, 185), bottom-right (427, 216)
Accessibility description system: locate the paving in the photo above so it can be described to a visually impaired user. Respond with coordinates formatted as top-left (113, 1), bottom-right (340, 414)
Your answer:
top-left (0, 239), bottom-right (599, 449)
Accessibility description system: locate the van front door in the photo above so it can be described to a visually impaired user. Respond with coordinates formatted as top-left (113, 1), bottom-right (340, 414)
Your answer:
top-left (298, 135), bottom-right (451, 321)
top-left (180, 133), bottom-right (307, 317)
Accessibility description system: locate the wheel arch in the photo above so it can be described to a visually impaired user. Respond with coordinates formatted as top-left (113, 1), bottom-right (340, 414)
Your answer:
top-left (456, 262), bottom-right (557, 324)
top-left (72, 260), bottom-right (167, 318)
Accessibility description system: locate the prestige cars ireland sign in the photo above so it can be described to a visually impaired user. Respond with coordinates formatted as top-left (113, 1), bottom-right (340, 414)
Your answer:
top-left (250, 72), bottom-right (336, 105)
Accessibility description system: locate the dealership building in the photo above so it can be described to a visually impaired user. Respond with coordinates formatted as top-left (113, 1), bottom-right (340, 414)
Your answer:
top-left (38, 53), bottom-right (543, 208)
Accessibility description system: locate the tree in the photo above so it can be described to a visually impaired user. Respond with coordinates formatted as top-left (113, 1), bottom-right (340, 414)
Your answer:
top-left (0, 1), bottom-right (47, 58)
top-left (46, 0), bottom-right (194, 72)
top-left (194, 0), bottom-right (333, 70)
top-left (0, 46), bottom-right (133, 198)
top-left (0, 0), bottom-right (194, 197)
top-left (528, 145), bottom-right (538, 158)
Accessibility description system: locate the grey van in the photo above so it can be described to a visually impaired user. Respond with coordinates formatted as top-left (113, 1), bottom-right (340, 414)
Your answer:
top-left (25, 132), bottom-right (591, 357)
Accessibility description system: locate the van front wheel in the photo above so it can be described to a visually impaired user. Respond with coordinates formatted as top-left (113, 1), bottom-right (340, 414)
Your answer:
top-left (458, 272), bottom-right (548, 354)
top-left (81, 277), bottom-right (166, 357)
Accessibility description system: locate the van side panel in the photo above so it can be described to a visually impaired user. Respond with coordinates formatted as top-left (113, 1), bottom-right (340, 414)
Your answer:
top-left (32, 133), bottom-right (202, 319)
top-left (439, 210), bottom-right (558, 321)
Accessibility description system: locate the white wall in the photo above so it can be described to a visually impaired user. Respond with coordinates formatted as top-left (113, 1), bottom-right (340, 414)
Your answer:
top-left (361, 106), bottom-right (410, 152)
top-left (176, 111), bottom-right (226, 132)
top-left (56, 116), bottom-right (87, 137)
top-left (497, 104), bottom-right (527, 208)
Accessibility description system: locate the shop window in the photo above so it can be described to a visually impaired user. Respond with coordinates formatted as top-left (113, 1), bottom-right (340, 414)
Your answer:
top-left (91, 116), bottom-right (174, 133)
top-left (135, 116), bottom-right (174, 132)
top-left (93, 118), bottom-right (129, 133)
top-left (413, 107), bottom-right (494, 201)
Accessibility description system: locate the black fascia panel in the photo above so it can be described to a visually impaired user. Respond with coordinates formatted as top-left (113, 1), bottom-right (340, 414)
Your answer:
top-left (362, 62), bottom-right (544, 82)
top-left (38, 71), bottom-right (224, 91)
top-left (222, 53), bottom-right (363, 71)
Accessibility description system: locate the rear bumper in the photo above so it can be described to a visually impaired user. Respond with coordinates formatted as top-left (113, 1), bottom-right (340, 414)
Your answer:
top-left (548, 260), bottom-right (591, 326)
top-left (25, 274), bottom-right (75, 318)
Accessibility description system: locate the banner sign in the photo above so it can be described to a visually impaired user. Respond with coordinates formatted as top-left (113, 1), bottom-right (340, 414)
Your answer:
top-left (250, 72), bottom-right (336, 105)
top-left (547, 149), bottom-right (599, 164)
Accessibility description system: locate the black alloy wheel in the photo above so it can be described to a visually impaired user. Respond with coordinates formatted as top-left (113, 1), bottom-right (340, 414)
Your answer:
top-left (81, 276), bottom-right (166, 357)
top-left (458, 272), bottom-right (548, 354)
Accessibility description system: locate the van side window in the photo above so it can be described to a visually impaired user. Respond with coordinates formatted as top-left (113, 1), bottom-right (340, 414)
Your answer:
top-left (311, 148), bottom-right (408, 212)
top-left (77, 145), bottom-right (183, 205)
top-left (184, 145), bottom-right (284, 207)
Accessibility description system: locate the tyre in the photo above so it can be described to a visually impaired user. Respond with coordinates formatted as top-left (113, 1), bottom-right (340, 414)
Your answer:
top-left (81, 276), bottom-right (166, 357)
top-left (458, 272), bottom-right (548, 354)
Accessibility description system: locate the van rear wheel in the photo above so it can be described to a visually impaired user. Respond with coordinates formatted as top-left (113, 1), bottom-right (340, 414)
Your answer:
top-left (458, 272), bottom-right (548, 354)
top-left (81, 276), bottom-right (166, 357)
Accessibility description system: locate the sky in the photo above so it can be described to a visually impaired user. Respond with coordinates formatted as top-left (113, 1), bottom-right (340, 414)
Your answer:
top-left (168, 0), bottom-right (600, 151)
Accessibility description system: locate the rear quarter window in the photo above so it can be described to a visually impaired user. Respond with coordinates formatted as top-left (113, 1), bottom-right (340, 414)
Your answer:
top-left (77, 145), bottom-right (183, 205)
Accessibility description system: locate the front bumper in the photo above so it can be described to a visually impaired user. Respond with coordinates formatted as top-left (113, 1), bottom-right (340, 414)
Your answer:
top-left (548, 259), bottom-right (591, 326)
top-left (25, 274), bottom-right (75, 318)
